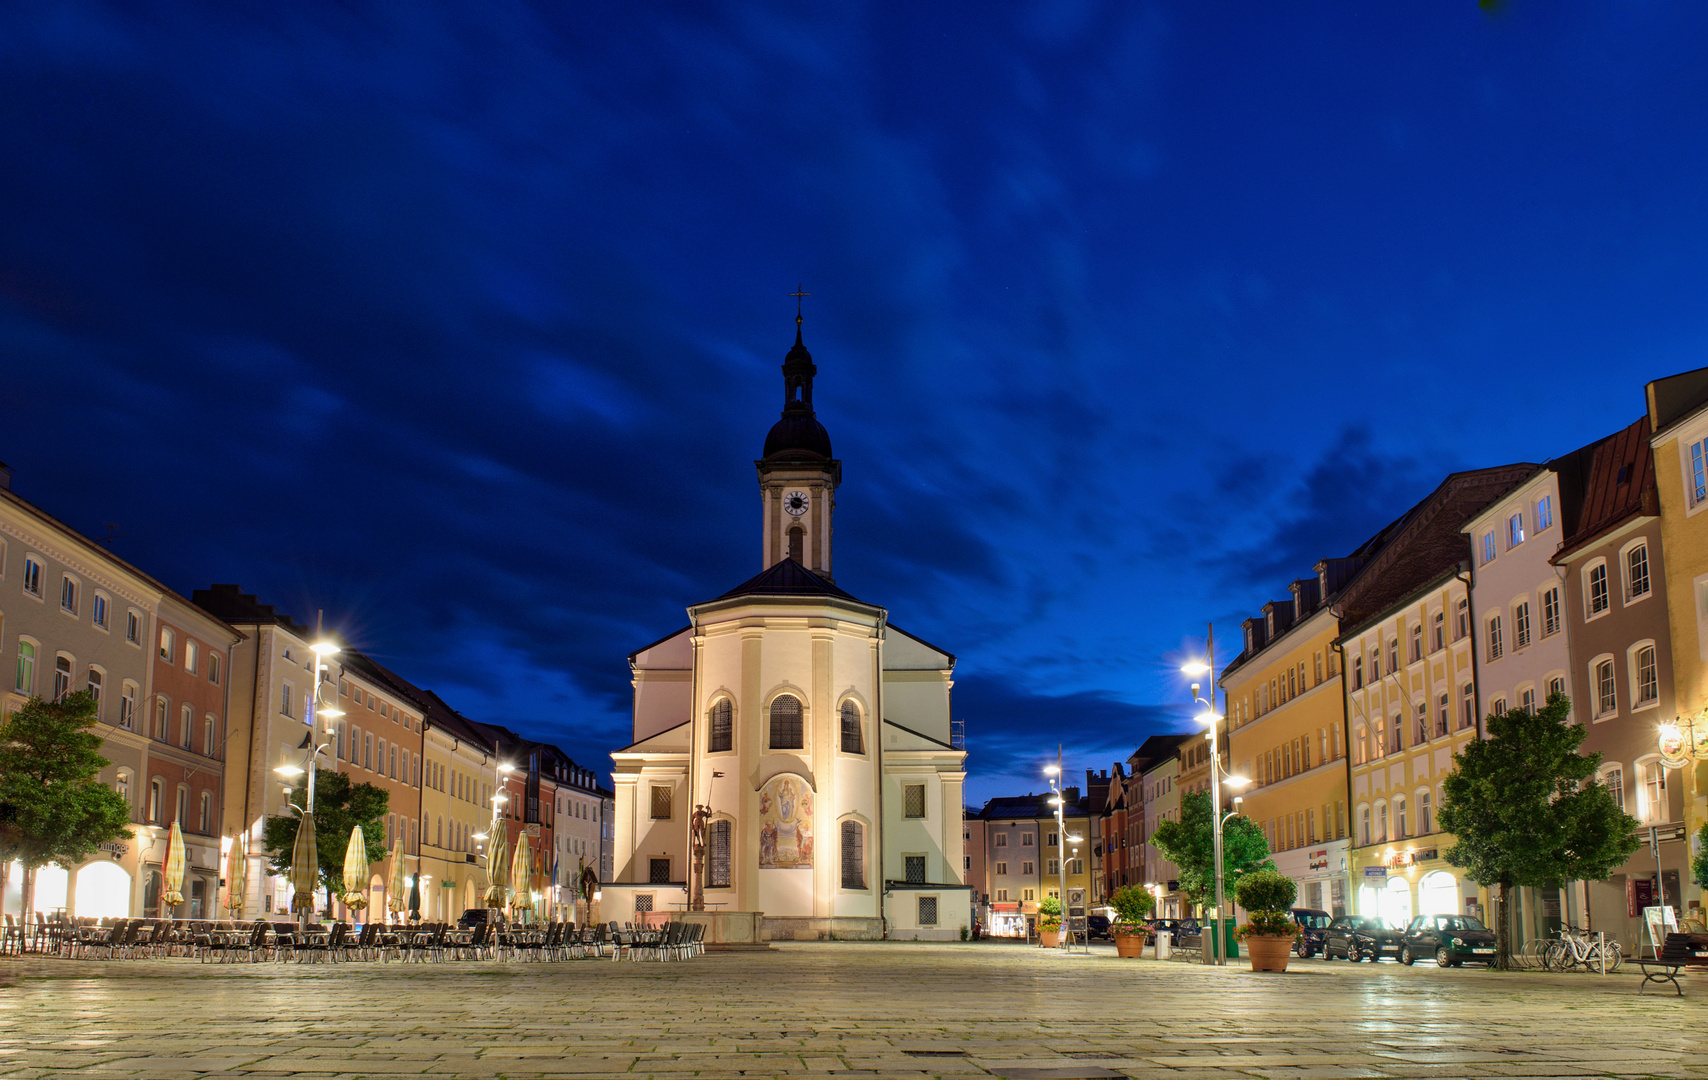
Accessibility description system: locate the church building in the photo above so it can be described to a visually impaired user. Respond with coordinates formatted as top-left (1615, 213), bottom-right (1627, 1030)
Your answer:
top-left (603, 312), bottom-right (970, 941)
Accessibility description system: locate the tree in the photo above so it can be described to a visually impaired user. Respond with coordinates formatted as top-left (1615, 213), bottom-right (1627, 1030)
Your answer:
top-left (1437, 694), bottom-right (1639, 970)
top-left (0, 692), bottom-right (133, 922)
top-left (261, 770), bottom-right (389, 908)
top-left (1693, 824), bottom-right (1708, 893)
top-left (1149, 788), bottom-right (1274, 912)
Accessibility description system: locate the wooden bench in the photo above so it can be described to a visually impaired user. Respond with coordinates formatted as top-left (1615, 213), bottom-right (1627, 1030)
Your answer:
top-left (1636, 934), bottom-right (1693, 995)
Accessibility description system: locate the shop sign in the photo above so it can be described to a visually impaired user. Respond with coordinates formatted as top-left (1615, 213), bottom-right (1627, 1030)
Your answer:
top-left (1363, 866), bottom-right (1387, 880)
top-left (98, 841), bottom-right (127, 859)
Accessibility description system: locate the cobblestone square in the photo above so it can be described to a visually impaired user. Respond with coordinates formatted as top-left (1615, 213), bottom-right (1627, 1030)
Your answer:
top-left (2, 942), bottom-right (1704, 1079)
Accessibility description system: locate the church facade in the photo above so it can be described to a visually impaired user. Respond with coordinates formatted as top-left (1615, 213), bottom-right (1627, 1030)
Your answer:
top-left (603, 315), bottom-right (970, 940)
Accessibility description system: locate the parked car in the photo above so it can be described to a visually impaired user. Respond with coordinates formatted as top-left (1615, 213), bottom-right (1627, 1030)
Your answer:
top-left (1290, 908), bottom-right (1333, 957)
top-left (1085, 914), bottom-right (1111, 940)
top-left (1322, 915), bottom-right (1403, 961)
top-left (1400, 914), bottom-right (1497, 967)
top-left (457, 908), bottom-right (496, 929)
top-left (1145, 917), bottom-right (1201, 944)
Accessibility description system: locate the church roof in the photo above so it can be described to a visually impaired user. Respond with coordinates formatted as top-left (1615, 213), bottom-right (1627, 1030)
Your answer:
top-left (711, 557), bottom-right (867, 604)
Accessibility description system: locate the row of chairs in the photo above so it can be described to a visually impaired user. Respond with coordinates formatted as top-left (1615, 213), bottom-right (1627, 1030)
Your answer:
top-left (610, 922), bottom-right (705, 961)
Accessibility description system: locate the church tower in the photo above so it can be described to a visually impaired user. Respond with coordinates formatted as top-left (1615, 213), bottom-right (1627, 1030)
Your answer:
top-left (756, 309), bottom-right (841, 577)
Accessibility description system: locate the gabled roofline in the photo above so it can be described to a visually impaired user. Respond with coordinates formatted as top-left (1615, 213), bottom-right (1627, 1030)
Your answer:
top-left (628, 625), bottom-right (691, 665)
top-left (881, 717), bottom-right (958, 750)
top-left (886, 622), bottom-right (958, 667)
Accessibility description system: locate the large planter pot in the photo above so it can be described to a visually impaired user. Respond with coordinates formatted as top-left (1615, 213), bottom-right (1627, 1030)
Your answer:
top-left (1245, 933), bottom-right (1292, 972)
top-left (1039, 928), bottom-right (1060, 948)
top-left (1112, 928), bottom-right (1146, 958)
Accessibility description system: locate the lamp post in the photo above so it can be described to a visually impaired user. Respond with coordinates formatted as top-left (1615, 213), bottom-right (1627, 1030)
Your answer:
top-left (1045, 747), bottom-right (1077, 949)
top-left (274, 633), bottom-right (342, 933)
top-left (1182, 625), bottom-right (1250, 966)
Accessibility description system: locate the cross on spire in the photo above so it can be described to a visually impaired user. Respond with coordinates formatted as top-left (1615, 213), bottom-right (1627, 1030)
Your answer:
top-left (789, 283), bottom-right (811, 328)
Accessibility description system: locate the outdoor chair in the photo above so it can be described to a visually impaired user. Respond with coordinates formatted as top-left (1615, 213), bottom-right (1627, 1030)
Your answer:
top-left (350, 921), bottom-right (378, 961)
top-left (1638, 934), bottom-right (1692, 996)
top-left (73, 918), bottom-right (121, 960)
top-left (299, 922), bottom-right (347, 964)
top-left (2, 914), bottom-right (22, 956)
top-left (115, 919), bottom-right (144, 959)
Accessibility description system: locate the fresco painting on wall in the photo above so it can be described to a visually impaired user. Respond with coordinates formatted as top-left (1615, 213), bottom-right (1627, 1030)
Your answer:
top-left (758, 774), bottom-right (813, 869)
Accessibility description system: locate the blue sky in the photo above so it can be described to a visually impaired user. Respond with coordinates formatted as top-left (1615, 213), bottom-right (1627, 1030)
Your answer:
top-left (3, 3), bottom-right (1705, 803)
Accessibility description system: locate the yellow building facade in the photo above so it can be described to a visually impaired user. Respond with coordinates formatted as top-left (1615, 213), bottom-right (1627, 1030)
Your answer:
top-left (1647, 370), bottom-right (1708, 914)
top-left (1224, 582), bottom-right (1350, 915)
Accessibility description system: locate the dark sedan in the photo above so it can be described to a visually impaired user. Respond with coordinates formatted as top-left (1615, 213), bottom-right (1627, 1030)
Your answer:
top-left (1400, 914), bottom-right (1496, 967)
top-left (1322, 915), bottom-right (1403, 961)
top-left (1144, 918), bottom-right (1201, 944)
top-left (1291, 908), bottom-right (1333, 958)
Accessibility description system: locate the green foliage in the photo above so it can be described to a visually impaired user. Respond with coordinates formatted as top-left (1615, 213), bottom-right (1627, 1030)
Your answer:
top-left (1149, 788), bottom-right (1274, 907)
top-left (1037, 894), bottom-right (1061, 918)
top-left (1694, 825), bottom-right (1708, 892)
top-left (262, 770), bottom-right (390, 903)
top-left (1233, 867), bottom-right (1296, 914)
top-left (1108, 884), bottom-right (1155, 927)
top-left (1437, 694), bottom-right (1640, 968)
top-left (1235, 910), bottom-right (1297, 939)
top-left (0, 693), bottom-right (133, 914)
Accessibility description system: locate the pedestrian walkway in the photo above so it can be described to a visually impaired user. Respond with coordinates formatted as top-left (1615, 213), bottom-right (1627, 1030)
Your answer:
top-left (0, 941), bottom-right (1702, 1078)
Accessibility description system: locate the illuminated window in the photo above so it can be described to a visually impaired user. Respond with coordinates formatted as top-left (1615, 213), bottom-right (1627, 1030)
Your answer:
top-left (1587, 562), bottom-right (1610, 616)
top-left (708, 698), bottom-right (732, 753)
top-left (768, 694), bottom-right (803, 750)
top-left (840, 700), bottom-right (863, 754)
top-left (839, 820), bottom-right (864, 889)
top-left (1508, 512), bottom-right (1525, 548)
top-left (1626, 544), bottom-right (1651, 601)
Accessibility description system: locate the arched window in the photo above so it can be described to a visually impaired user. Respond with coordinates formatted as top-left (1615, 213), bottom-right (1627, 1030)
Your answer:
top-left (115, 769), bottom-right (131, 811)
top-left (198, 791), bottom-right (211, 833)
top-left (119, 681), bottom-right (137, 730)
top-left (1360, 805), bottom-right (1371, 846)
top-left (708, 819), bottom-right (731, 888)
top-left (53, 654), bottom-right (74, 700)
top-left (148, 778), bottom-right (163, 823)
top-left (175, 785), bottom-right (190, 826)
top-left (769, 694), bottom-right (803, 750)
top-left (180, 703), bottom-right (194, 748)
top-left (1375, 802), bottom-right (1388, 844)
top-left (1394, 796), bottom-right (1407, 839)
top-left (840, 700), bottom-right (863, 754)
top-left (154, 695), bottom-right (169, 740)
top-left (1419, 790), bottom-right (1432, 835)
top-left (87, 667), bottom-right (104, 716)
top-left (204, 716), bottom-right (216, 756)
top-left (708, 698), bottom-right (733, 753)
top-left (840, 819), bottom-right (866, 889)
top-left (13, 640), bottom-right (35, 695)
top-left (788, 526), bottom-right (804, 563)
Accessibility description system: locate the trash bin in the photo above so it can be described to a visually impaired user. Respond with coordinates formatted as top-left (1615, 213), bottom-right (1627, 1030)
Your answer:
top-left (1155, 930), bottom-right (1171, 960)
top-left (1208, 918), bottom-right (1239, 961)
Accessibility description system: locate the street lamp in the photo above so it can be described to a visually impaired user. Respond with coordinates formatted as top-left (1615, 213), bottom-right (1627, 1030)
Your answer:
top-left (1046, 748), bottom-right (1073, 949)
top-left (1181, 626), bottom-right (1250, 966)
top-left (272, 631), bottom-right (341, 932)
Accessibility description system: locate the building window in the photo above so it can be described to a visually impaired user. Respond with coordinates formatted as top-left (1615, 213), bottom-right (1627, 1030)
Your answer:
top-left (1643, 761), bottom-right (1666, 823)
top-left (1491, 697), bottom-right (1507, 717)
top-left (184, 640), bottom-right (198, 674)
top-left (995, 832), bottom-right (1008, 847)
top-left (153, 695), bottom-right (168, 739)
top-left (126, 610), bottom-right (140, 644)
top-left (650, 785), bottom-right (673, 820)
top-left (840, 820), bottom-right (865, 889)
top-left (995, 861), bottom-right (1008, 875)
top-left (904, 784), bottom-right (926, 819)
top-left (1353, 655), bottom-right (1363, 690)
top-left (1415, 705), bottom-right (1428, 746)
top-left (1360, 806), bottom-right (1371, 846)
top-left (1587, 563), bottom-right (1610, 616)
top-left (1633, 645), bottom-right (1659, 707)
top-left (1541, 587), bottom-right (1562, 637)
top-left (1604, 766), bottom-right (1625, 811)
top-left (709, 819), bottom-right (731, 887)
top-left (1627, 544), bottom-right (1651, 601)
top-left (917, 895), bottom-right (938, 926)
top-left (119, 682), bottom-right (136, 729)
top-left (86, 667), bottom-right (104, 715)
top-left (1022, 832), bottom-right (1033, 846)
top-left (839, 700), bottom-right (863, 754)
top-left (91, 593), bottom-right (107, 629)
top-left (649, 858), bottom-right (671, 884)
top-left (905, 854), bottom-right (927, 884)
top-left (1376, 803), bottom-right (1388, 844)
top-left (1548, 675), bottom-right (1566, 702)
top-left (1048, 858), bottom-right (1060, 875)
top-left (14, 640), bottom-right (35, 693)
top-left (207, 652), bottom-right (221, 685)
top-left (60, 576), bottom-right (78, 615)
top-left (1536, 495), bottom-right (1553, 531)
top-left (158, 627), bottom-right (174, 661)
top-left (204, 717), bottom-right (216, 756)
top-left (708, 698), bottom-right (732, 753)
top-left (180, 704), bottom-right (193, 748)
top-left (1419, 791), bottom-right (1432, 835)
top-left (1390, 717), bottom-right (1402, 754)
top-left (1395, 797), bottom-right (1407, 839)
top-left (22, 555), bottom-right (42, 597)
top-left (198, 791), bottom-right (212, 833)
top-left (1595, 658), bottom-right (1617, 718)
top-left (1487, 615), bottom-right (1503, 661)
top-left (1436, 693), bottom-right (1449, 738)
top-left (53, 654), bottom-right (72, 700)
top-left (1432, 612), bottom-right (1444, 651)
top-left (1481, 532), bottom-right (1497, 564)
top-left (1410, 625), bottom-right (1423, 663)
top-left (768, 694), bottom-right (803, 750)
top-left (1022, 889), bottom-right (1035, 902)
top-left (1461, 683), bottom-right (1475, 730)
top-left (148, 778), bottom-right (163, 823)
top-left (1513, 602), bottom-right (1531, 650)
top-left (787, 525), bottom-right (804, 563)
top-left (116, 770), bottom-right (131, 810)
top-left (1520, 687), bottom-right (1535, 712)
top-left (1508, 512), bottom-right (1525, 548)
top-left (1456, 598), bottom-right (1469, 640)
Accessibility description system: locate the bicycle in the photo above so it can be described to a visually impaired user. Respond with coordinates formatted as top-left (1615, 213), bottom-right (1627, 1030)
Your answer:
top-left (1545, 923), bottom-right (1622, 972)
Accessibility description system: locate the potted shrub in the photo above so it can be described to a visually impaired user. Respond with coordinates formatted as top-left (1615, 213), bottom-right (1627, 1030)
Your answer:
top-left (1234, 869), bottom-right (1298, 972)
top-left (1108, 885), bottom-right (1155, 958)
top-left (1037, 895), bottom-right (1062, 947)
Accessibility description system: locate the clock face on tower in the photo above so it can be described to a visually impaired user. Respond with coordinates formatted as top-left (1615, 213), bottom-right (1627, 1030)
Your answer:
top-left (784, 490), bottom-right (810, 517)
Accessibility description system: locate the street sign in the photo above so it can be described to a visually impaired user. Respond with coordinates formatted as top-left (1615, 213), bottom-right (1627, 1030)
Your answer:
top-left (1363, 866), bottom-right (1387, 880)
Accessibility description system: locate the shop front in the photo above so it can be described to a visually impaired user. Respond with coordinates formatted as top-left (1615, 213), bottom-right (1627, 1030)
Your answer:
top-left (1272, 841), bottom-right (1351, 916)
top-left (987, 901), bottom-right (1027, 938)
top-left (1353, 845), bottom-right (1485, 929)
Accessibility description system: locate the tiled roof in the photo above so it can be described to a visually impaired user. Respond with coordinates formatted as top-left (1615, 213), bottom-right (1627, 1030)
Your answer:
top-left (1555, 415), bottom-right (1656, 561)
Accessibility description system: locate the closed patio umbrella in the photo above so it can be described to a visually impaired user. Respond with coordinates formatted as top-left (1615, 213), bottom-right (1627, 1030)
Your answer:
top-left (407, 874), bottom-right (421, 922)
top-left (224, 840), bottom-right (246, 914)
top-left (529, 851), bottom-right (546, 923)
top-left (162, 820), bottom-right (187, 910)
top-left (509, 836), bottom-right (532, 919)
top-left (484, 832), bottom-right (510, 909)
top-left (342, 827), bottom-right (369, 911)
top-left (386, 839), bottom-right (407, 915)
top-left (289, 812), bottom-right (319, 913)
